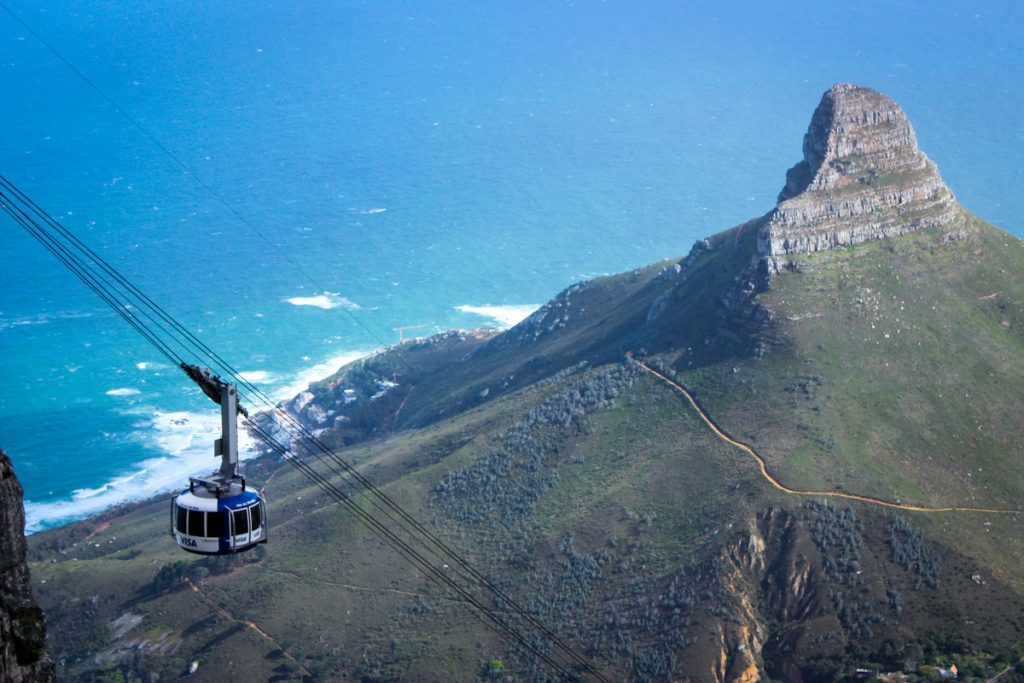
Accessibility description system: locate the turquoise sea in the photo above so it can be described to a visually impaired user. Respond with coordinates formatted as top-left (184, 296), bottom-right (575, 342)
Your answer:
top-left (1, 1), bottom-right (1021, 532)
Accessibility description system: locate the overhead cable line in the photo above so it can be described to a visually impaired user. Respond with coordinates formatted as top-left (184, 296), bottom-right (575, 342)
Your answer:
top-left (0, 193), bottom-right (181, 367)
top-left (241, 418), bottom-right (584, 680)
top-left (0, 177), bottom-right (608, 681)
top-left (1, 177), bottom-right (604, 679)
top-left (1, 6), bottom-right (604, 673)
top-left (0, 5), bottom-right (605, 665)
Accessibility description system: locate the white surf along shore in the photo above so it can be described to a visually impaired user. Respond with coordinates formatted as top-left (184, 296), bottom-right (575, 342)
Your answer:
top-left (24, 302), bottom-right (538, 533)
top-left (24, 406), bottom-right (255, 534)
top-left (23, 349), bottom-right (371, 533)
top-left (455, 303), bottom-right (539, 328)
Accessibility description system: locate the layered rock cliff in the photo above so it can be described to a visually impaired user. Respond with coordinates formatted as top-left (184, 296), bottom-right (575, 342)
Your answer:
top-left (759, 83), bottom-right (962, 263)
top-left (0, 450), bottom-right (55, 683)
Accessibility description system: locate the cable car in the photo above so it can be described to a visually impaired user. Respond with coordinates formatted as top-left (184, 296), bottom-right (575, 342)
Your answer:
top-left (171, 479), bottom-right (266, 555)
top-left (171, 364), bottom-right (267, 555)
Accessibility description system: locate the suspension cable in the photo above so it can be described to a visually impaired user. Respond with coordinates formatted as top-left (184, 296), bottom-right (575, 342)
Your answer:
top-left (0, 194), bottom-right (182, 367)
top-left (243, 418), bottom-right (582, 680)
top-left (2, 171), bottom-right (608, 679)
top-left (0, 177), bottom-right (606, 681)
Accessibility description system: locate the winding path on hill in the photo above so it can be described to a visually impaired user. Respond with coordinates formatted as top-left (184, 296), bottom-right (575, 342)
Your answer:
top-left (636, 361), bottom-right (1023, 515)
top-left (183, 576), bottom-right (311, 677)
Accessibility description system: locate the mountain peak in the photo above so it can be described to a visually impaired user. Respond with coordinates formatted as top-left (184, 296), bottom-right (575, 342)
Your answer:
top-left (776, 83), bottom-right (919, 203)
top-left (760, 83), bottom-right (961, 259)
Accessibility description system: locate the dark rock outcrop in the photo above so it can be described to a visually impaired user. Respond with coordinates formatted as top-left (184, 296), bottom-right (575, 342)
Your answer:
top-left (759, 83), bottom-right (961, 263)
top-left (0, 450), bottom-right (55, 683)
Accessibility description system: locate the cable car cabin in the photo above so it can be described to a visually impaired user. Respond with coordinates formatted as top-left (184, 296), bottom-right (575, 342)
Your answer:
top-left (170, 367), bottom-right (266, 555)
top-left (171, 480), bottom-right (267, 555)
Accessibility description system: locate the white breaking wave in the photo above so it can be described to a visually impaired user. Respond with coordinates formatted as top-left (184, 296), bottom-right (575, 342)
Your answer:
top-left (274, 350), bottom-right (373, 401)
top-left (284, 292), bottom-right (360, 310)
top-left (0, 310), bottom-right (94, 331)
top-left (456, 304), bottom-right (540, 329)
top-left (105, 388), bottom-right (141, 397)
top-left (238, 370), bottom-right (273, 383)
top-left (23, 346), bottom-right (381, 533)
top-left (23, 408), bottom-right (258, 534)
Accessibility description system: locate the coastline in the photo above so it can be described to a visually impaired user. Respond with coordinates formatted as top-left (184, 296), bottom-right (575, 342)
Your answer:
top-left (23, 304), bottom-right (538, 535)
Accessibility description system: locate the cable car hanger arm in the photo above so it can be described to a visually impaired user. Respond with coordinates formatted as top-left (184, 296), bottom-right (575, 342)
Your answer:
top-left (180, 363), bottom-right (250, 418)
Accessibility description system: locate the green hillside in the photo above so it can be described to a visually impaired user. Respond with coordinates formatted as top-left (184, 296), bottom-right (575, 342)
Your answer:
top-left (28, 213), bottom-right (1024, 682)
top-left (26, 84), bottom-right (1024, 682)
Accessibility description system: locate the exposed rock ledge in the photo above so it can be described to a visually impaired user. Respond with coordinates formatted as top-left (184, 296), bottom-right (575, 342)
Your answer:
top-left (0, 450), bottom-right (55, 683)
top-left (759, 83), bottom-right (961, 263)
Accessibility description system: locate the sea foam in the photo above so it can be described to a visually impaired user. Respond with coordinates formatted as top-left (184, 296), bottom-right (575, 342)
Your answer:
top-left (238, 370), bottom-right (273, 382)
top-left (23, 407), bottom-right (257, 534)
top-left (105, 388), bottom-right (141, 397)
top-left (455, 304), bottom-right (540, 329)
top-left (0, 310), bottom-right (93, 331)
top-left (284, 292), bottom-right (360, 310)
top-left (274, 350), bottom-right (373, 400)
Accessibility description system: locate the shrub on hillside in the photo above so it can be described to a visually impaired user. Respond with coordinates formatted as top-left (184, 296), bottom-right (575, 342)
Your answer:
top-left (887, 515), bottom-right (941, 589)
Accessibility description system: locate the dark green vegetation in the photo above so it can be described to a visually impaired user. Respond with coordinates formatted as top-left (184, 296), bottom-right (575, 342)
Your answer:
top-left (26, 207), bottom-right (1024, 682)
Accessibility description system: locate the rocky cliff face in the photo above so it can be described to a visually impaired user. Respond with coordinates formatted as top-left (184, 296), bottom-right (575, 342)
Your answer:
top-left (0, 450), bottom-right (55, 683)
top-left (759, 83), bottom-right (962, 264)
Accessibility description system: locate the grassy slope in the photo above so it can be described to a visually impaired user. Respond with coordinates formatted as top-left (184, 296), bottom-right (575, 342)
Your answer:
top-left (30, 357), bottom-right (773, 680)
top-left (680, 216), bottom-right (1024, 587)
top-left (28, 385), bottom-right (532, 681)
top-left (28, 214), bottom-right (1024, 680)
top-left (392, 216), bottom-right (768, 433)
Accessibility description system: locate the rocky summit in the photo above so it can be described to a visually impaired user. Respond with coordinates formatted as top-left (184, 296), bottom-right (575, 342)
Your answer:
top-left (759, 83), bottom-right (962, 262)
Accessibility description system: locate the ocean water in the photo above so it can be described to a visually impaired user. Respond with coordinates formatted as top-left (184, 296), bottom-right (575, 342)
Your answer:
top-left (1, 1), bottom-right (1021, 532)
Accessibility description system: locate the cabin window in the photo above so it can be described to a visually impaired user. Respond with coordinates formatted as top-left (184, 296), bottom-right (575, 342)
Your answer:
top-left (176, 506), bottom-right (187, 533)
top-left (233, 508), bottom-right (250, 534)
top-left (188, 509), bottom-right (204, 537)
top-left (206, 511), bottom-right (226, 537)
top-left (249, 503), bottom-right (261, 530)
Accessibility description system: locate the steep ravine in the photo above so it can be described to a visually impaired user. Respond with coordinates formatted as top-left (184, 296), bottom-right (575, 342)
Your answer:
top-left (702, 505), bottom-right (1024, 682)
